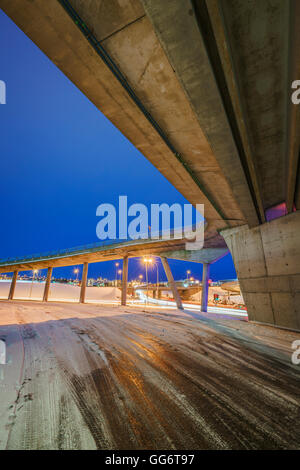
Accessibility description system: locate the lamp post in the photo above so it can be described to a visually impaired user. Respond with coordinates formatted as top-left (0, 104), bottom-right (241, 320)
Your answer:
top-left (115, 262), bottom-right (119, 286)
top-left (118, 269), bottom-right (122, 287)
top-left (74, 268), bottom-right (79, 285)
top-left (29, 269), bottom-right (38, 298)
top-left (187, 270), bottom-right (191, 281)
top-left (196, 280), bottom-right (201, 304)
top-left (143, 257), bottom-right (153, 304)
top-left (154, 258), bottom-right (159, 299)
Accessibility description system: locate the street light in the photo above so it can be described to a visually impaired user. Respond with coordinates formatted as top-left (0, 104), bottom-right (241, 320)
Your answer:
top-left (115, 262), bottom-right (119, 286)
top-left (118, 269), bottom-right (122, 286)
top-left (143, 258), bottom-right (153, 304)
top-left (29, 269), bottom-right (38, 298)
top-left (187, 270), bottom-right (191, 281)
top-left (74, 268), bottom-right (79, 284)
top-left (153, 257), bottom-right (159, 299)
top-left (196, 280), bottom-right (201, 304)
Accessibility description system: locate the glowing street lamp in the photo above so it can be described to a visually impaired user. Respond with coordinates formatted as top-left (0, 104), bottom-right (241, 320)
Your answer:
top-left (197, 280), bottom-right (201, 304)
top-left (152, 257), bottom-right (160, 299)
top-left (115, 262), bottom-right (120, 286)
top-left (187, 270), bottom-right (191, 280)
top-left (143, 258), bottom-right (153, 304)
top-left (29, 269), bottom-right (38, 298)
top-left (74, 268), bottom-right (79, 283)
top-left (117, 269), bottom-right (122, 286)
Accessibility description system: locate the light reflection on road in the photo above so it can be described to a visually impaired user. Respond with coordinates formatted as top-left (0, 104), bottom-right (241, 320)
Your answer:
top-left (135, 289), bottom-right (248, 318)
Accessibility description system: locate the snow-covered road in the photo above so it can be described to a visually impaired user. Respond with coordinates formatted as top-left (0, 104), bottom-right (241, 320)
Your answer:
top-left (0, 300), bottom-right (299, 450)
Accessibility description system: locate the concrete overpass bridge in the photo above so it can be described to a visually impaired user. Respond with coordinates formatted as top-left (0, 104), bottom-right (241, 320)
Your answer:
top-left (0, 230), bottom-right (228, 311)
top-left (1, 0), bottom-right (299, 330)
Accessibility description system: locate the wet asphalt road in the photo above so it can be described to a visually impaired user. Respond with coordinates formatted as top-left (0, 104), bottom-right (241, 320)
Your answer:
top-left (0, 300), bottom-right (300, 450)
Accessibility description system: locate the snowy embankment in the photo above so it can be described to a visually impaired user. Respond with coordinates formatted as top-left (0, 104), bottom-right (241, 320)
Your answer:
top-left (0, 280), bottom-right (121, 303)
top-left (136, 289), bottom-right (248, 318)
top-left (190, 286), bottom-right (245, 305)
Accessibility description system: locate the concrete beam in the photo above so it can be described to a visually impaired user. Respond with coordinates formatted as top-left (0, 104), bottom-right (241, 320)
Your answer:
top-left (201, 263), bottom-right (210, 313)
top-left (205, 0), bottom-right (265, 223)
top-left (142, 0), bottom-right (259, 227)
top-left (43, 267), bottom-right (53, 302)
top-left (160, 257), bottom-right (183, 310)
top-left (216, 0), bottom-right (290, 211)
top-left (121, 256), bottom-right (128, 306)
top-left (79, 262), bottom-right (88, 303)
top-left (8, 271), bottom-right (18, 300)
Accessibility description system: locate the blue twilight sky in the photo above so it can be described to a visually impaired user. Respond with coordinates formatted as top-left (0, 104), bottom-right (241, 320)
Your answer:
top-left (0, 9), bottom-right (236, 283)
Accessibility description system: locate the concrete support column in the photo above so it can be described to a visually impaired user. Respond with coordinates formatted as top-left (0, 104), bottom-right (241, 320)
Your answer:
top-left (8, 271), bottom-right (18, 300)
top-left (160, 257), bottom-right (183, 310)
top-left (79, 262), bottom-right (88, 303)
top-left (221, 211), bottom-right (300, 330)
top-left (43, 267), bottom-right (53, 302)
top-left (121, 256), bottom-right (128, 306)
top-left (201, 263), bottom-right (210, 313)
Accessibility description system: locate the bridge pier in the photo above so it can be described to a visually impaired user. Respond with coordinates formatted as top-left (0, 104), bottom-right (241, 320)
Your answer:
top-left (79, 262), bottom-right (88, 303)
top-left (201, 263), bottom-right (210, 313)
top-left (43, 267), bottom-right (53, 302)
top-left (121, 256), bottom-right (128, 306)
top-left (8, 271), bottom-right (18, 300)
top-left (160, 257), bottom-right (183, 310)
top-left (221, 211), bottom-right (300, 331)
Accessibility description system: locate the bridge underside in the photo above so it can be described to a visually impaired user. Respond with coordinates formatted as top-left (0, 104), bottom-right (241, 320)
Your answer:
top-left (1, 0), bottom-right (300, 329)
top-left (0, 230), bottom-right (227, 273)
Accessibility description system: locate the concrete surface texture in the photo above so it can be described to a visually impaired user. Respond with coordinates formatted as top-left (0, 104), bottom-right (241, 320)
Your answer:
top-left (221, 210), bottom-right (300, 331)
top-left (0, 301), bottom-right (300, 450)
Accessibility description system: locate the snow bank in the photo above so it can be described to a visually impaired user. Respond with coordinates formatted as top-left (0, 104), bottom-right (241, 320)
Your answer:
top-left (190, 286), bottom-right (245, 305)
top-left (0, 280), bottom-right (121, 302)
